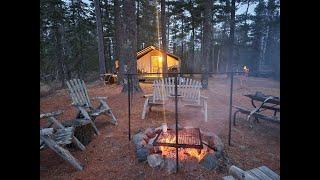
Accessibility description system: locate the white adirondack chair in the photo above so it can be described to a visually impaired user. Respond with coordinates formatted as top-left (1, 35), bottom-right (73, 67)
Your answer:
top-left (40, 111), bottom-right (85, 171)
top-left (66, 79), bottom-right (117, 135)
top-left (141, 77), bottom-right (208, 121)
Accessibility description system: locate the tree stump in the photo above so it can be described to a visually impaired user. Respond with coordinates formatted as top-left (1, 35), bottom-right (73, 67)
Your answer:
top-left (62, 119), bottom-right (94, 147)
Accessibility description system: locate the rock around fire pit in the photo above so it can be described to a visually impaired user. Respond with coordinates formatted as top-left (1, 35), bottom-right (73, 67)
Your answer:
top-left (132, 125), bottom-right (225, 174)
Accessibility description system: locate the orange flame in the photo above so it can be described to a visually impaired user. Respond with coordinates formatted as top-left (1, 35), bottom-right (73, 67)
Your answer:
top-left (159, 134), bottom-right (208, 161)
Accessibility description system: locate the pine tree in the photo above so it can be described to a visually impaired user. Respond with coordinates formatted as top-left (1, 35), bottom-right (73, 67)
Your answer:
top-left (161, 0), bottom-right (168, 75)
top-left (93, 0), bottom-right (107, 75)
top-left (201, 0), bottom-right (213, 89)
top-left (251, 0), bottom-right (267, 73)
top-left (122, 0), bottom-right (142, 92)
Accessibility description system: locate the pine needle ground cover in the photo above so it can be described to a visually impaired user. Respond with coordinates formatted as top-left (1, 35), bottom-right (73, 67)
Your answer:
top-left (40, 76), bottom-right (279, 179)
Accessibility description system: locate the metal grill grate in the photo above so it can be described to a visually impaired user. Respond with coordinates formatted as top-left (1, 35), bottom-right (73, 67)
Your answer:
top-left (153, 128), bottom-right (203, 149)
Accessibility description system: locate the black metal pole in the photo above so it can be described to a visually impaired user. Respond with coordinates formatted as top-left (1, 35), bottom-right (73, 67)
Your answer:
top-left (174, 74), bottom-right (179, 172)
top-left (228, 72), bottom-right (234, 146)
top-left (128, 74), bottom-right (131, 141)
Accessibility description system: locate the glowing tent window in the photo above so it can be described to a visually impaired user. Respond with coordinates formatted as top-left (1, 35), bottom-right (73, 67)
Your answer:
top-left (151, 56), bottom-right (163, 73)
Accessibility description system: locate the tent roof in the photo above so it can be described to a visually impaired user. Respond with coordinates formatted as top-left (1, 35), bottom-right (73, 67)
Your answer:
top-left (137, 45), bottom-right (180, 60)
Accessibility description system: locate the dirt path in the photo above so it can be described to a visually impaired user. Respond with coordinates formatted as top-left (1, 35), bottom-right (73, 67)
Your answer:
top-left (40, 76), bottom-right (280, 179)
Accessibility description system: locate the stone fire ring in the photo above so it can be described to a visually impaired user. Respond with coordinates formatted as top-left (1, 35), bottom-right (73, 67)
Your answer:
top-left (132, 125), bottom-right (224, 174)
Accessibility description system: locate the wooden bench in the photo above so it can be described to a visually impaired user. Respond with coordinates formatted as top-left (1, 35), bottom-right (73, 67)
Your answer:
top-left (141, 77), bottom-right (208, 121)
top-left (223, 165), bottom-right (280, 180)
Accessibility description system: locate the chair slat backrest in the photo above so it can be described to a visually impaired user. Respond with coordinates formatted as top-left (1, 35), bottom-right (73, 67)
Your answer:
top-left (151, 77), bottom-right (202, 104)
top-left (152, 79), bottom-right (167, 102)
top-left (66, 79), bottom-right (92, 108)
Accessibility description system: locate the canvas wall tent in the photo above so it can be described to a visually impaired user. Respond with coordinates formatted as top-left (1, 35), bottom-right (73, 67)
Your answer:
top-left (115, 45), bottom-right (180, 79)
top-left (137, 45), bottom-right (180, 73)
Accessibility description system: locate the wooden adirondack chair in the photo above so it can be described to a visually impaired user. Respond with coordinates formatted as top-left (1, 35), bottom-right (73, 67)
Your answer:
top-left (141, 77), bottom-right (208, 121)
top-left (40, 111), bottom-right (85, 171)
top-left (66, 79), bottom-right (117, 135)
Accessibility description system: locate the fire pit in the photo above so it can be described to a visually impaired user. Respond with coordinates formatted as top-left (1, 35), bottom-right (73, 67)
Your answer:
top-left (152, 127), bottom-right (209, 163)
top-left (132, 125), bottom-right (225, 174)
top-left (128, 75), bottom-right (227, 174)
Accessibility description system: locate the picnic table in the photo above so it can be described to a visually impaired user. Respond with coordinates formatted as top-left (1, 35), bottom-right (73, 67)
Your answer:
top-left (244, 92), bottom-right (280, 116)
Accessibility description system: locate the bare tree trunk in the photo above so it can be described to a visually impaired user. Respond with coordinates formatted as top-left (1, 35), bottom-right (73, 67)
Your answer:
top-left (60, 22), bottom-right (71, 80)
top-left (245, 0), bottom-right (251, 25)
top-left (217, 47), bottom-right (220, 73)
top-left (173, 26), bottom-right (177, 55)
top-left (55, 24), bottom-right (67, 87)
top-left (107, 38), bottom-right (113, 72)
top-left (229, 0), bottom-right (236, 71)
top-left (167, 13), bottom-right (170, 49)
top-left (189, 0), bottom-right (195, 77)
top-left (201, 0), bottom-right (213, 89)
top-left (103, 1), bottom-right (112, 73)
top-left (114, 0), bottom-right (125, 84)
top-left (181, 15), bottom-right (185, 73)
top-left (94, 0), bottom-right (106, 76)
top-left (122, 0), bottom-right (142, 92)
top-left (161, 0), bottom-right (168, 75)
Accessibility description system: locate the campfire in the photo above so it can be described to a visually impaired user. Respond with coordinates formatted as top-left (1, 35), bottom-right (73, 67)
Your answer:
top-left (132, 124), bottom-right (224, 174)
top-left (153, 127), bottom-right (209, 162)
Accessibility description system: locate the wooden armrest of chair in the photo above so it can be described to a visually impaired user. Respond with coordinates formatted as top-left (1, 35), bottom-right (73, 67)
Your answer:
top-left (40, 110), bottom-right (64, 119)
top-left (74, 105), bottom-right (92, 120)
top-left (91, 96), bottom-right (108, 100)
top-left (143, 94), bottom-right (153, 98)
top-left (168, 94), bottom-right (185, 98)
top-left (200, 95), bottom-right (208, 100)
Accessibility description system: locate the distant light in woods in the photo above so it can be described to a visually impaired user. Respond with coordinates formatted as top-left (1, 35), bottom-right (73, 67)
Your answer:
top-left (243, 66), bottom-right (249, 73)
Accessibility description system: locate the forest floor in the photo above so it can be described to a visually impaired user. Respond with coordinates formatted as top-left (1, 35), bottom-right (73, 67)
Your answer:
top-left (40, 75), bottom-right (280, 180)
